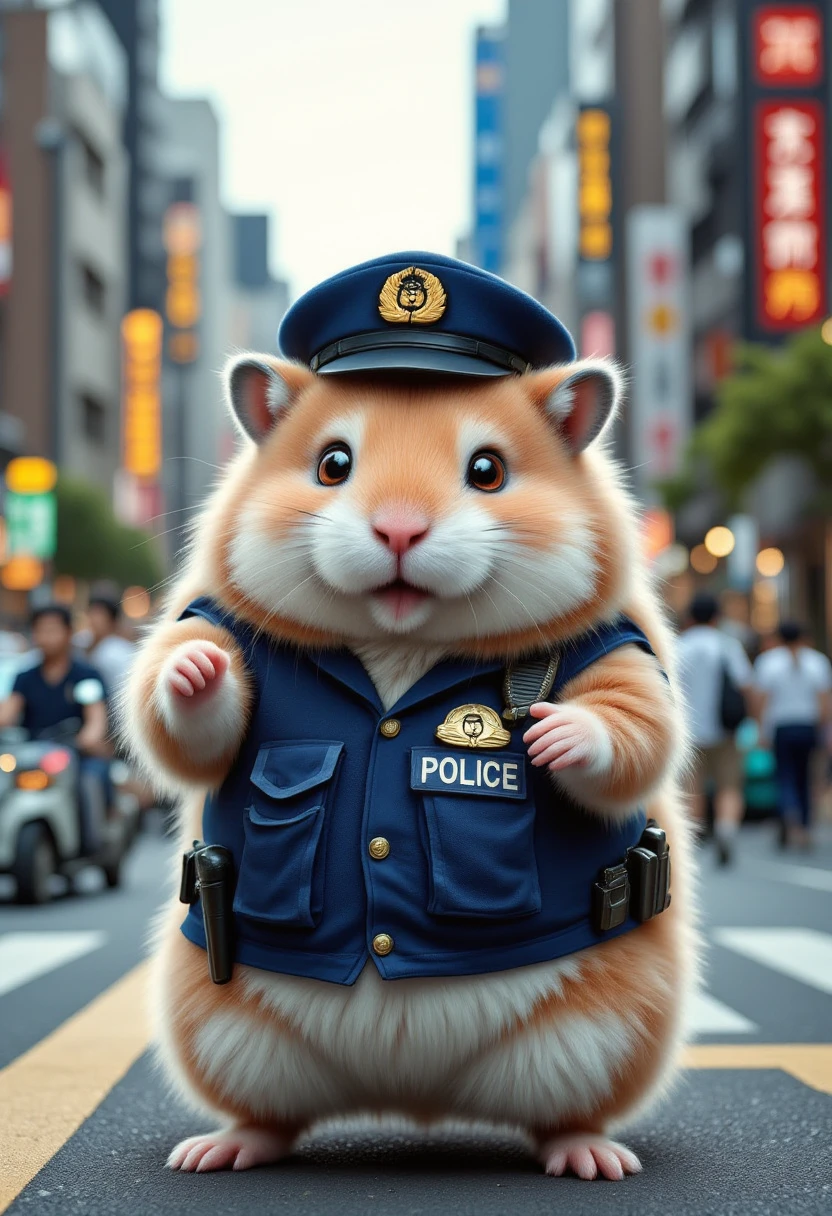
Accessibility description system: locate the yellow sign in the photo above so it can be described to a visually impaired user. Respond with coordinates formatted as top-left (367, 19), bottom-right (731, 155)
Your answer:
top-left (1, 555), bottom-right (44, 591)
top-left (121, 309), bottom-right (162, 479)
top-left (577, 108), bottom-right (613, 262)
top-left (435, 704), bottom-right (512, 750)
top-left (6, 457), bottom-right (57, 495)
top-left (164, 202), bottom-right (201, 363)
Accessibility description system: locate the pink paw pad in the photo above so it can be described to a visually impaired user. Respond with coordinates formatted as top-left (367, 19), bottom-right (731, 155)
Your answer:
top-left (539, 1134), bottom-right (642, 1181)
top-left (166, 1126), bottom-right (296, 1173)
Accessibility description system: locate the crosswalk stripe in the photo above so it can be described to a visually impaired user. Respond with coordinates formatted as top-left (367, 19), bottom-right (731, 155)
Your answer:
top-left (758, 861), bottom-right (832, 894)
top-left (0, 932), bottom-right (106, 999)
top-left (688, 990), bottom-right (758, 1036)
top-left (714, 927), bottom-right (832, 996)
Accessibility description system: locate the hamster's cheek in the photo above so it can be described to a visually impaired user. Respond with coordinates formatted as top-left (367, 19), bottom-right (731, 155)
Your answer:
top-left (306, 496), bottom-right (394, 596)
top-left (403, 504), bottom-right (496, 597)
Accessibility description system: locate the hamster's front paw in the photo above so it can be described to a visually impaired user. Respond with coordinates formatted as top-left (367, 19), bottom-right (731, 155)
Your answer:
top-left (523, 702), bottom-right (612, 774)
top-left (162, 640), bottom-right (230, 705)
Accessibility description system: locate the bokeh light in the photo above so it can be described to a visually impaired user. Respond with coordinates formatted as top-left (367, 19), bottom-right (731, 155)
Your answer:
top-left (122, 586), bottom-right (151, 619)
top-left (756, 547), bottom-right (785, 577)
top-left (704, 526), bottom-right (735, 557)
top-left (690, 544), bottom-right (718, 574)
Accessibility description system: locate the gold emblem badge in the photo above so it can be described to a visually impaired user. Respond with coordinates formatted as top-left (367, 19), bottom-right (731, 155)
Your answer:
top-left (378, 266), bottom-right (447, 325)
top-left (435, 704), bottom-right (512, 750)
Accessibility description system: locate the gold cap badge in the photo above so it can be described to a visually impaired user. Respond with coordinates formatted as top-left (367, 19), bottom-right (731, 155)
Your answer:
top-left (378, 266), bottom-right (447, 325)
top-left (435, 704), bottom-right (512, 750)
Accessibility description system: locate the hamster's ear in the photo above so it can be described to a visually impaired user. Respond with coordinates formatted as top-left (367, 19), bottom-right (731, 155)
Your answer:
top-left (528, 359), bottom-right (622, 453)
top-left (223, 354), bottom-right (313, 442)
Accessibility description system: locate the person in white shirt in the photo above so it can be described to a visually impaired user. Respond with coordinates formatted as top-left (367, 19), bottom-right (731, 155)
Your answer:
top-left (754, 621), bottom-right (832, 848)
top-left (676, 593), bottom-right (756, 864)
top-left (85, 595), bottom-right (137, 704)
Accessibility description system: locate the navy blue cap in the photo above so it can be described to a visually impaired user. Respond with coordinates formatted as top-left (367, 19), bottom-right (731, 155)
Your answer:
top-left (278, 251), bottom-right (576, 378)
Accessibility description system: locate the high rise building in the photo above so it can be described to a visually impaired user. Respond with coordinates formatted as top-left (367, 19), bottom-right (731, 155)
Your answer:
top-left (0, 2), bottom-right (128, 491)
top-left (94, 0), bottom-right (167, 314)
top-left (502, 0), bottom-right (571, 243)
top-left (229, 214), bottom-right (289, 355)
top-left (156, 96), bottom-right (232, 546)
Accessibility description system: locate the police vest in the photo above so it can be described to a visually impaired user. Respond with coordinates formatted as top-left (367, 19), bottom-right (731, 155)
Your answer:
top-left (179, 597), bottom-right (655, 985)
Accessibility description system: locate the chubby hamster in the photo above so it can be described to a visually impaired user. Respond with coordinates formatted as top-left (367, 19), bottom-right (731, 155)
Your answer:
top-left (125, 253), bottom-right (697, 1181)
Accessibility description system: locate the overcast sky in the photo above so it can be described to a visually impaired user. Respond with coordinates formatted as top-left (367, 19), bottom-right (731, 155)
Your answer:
top-left (160, 0), bottom-right (507, 298)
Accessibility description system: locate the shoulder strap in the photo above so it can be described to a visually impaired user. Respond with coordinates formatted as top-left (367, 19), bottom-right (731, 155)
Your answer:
top-left (502, 654), bottom-right (559, 723)
top-left (501, 614), bottom-right (656, 723)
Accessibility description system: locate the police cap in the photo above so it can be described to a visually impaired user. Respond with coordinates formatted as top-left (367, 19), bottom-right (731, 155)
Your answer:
top-left (278, 251), bottom-right (576, 378)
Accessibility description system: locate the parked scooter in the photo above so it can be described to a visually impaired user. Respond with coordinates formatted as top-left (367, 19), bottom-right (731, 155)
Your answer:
top-left (0, 678), bottom-right (140, 903)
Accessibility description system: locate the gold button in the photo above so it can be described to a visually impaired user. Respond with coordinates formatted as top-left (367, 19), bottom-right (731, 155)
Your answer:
top-left (368, 836), bottom-right (390, 860)
top-left (379, 718), bottom-right (401, 738)
top-left (372, 933), bottom-right (394, 956)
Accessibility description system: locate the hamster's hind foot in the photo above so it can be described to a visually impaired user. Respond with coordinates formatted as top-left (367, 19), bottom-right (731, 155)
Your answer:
top-left (537, 1133), bottom-right (642, 1181)
top-left (166, 1122), bottom-right (304, 1173)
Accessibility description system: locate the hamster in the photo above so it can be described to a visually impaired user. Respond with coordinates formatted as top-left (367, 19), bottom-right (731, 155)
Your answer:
top-left (125, 353), bottom-right (697, 1180)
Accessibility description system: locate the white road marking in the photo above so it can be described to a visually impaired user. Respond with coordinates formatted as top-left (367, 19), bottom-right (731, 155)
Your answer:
top-left (715, 927), bottom-right (832, 996)
top-left (0, 931), bottom-right (106, 998)
top-left (757, 861), bottom-right (832, 894)
top-left (688, 990), bottom-right (758, 1036)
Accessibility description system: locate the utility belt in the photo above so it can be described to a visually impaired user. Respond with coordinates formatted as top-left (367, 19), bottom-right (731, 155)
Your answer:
top-left (180, 818), bottom-right (671, 987)
top-left (591, 819), bottom-right (672, 935)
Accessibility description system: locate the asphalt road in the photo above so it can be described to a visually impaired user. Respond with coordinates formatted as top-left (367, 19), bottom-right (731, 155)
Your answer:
top-left (2, 816), bottom-right (831, 1215)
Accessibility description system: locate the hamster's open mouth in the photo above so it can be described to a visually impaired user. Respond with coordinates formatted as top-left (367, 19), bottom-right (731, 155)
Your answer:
top-left (371, 578), bottom-right (433, 621)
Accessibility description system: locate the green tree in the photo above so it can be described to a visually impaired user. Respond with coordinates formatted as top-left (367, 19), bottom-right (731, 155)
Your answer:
top-left (55, 476), bottom-right (164, 589)
top-left (669, 327), bottom-right (832, 511)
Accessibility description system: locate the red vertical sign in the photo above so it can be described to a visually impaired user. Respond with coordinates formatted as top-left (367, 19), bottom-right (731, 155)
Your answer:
top-left (746, 1), bottom-right (828, 336)
top-left (756, 99), bottom-right (826, 328)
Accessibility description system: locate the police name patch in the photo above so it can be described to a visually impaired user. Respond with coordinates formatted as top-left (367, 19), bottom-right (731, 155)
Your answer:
top-left (410, 748), bottom-right (527, 800)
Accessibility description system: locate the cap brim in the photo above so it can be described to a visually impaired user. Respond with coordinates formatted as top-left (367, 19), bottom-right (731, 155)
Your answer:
top-left (316, 346), bottom-right (512, 378)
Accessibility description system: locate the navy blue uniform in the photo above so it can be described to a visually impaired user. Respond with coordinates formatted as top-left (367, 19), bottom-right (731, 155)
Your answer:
top-left (180, 598), bottom-right (657, 985)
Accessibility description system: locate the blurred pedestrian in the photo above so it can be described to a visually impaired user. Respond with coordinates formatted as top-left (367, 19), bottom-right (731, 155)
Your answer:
top-left (754, 621), bottom-right (832, 849)
top-left (677, 592), bottom-right (757, 865)
top-left (85, 593), bottom-right (136, 704)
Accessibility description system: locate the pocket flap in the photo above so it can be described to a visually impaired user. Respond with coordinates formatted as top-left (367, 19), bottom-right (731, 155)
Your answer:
top-left (251, 740), bottom-right (343, 799)
top-left (248, 803), bottom-right (320, 829)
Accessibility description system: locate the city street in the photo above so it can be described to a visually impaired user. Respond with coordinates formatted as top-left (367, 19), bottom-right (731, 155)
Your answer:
top-left (1, 820), bottom-right (830, 1216)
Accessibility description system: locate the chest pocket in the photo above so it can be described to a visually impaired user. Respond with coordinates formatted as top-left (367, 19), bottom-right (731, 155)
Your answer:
top-left (417, 756), bottom-right (541, 920)
top-left (233, 740), bottom-right (343, 929)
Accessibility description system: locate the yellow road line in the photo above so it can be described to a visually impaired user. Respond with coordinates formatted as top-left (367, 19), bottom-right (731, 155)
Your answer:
top-left (0, 961), bottom-right (150, 1213)
top-left (684, 1044), bottom-right (832, 1095)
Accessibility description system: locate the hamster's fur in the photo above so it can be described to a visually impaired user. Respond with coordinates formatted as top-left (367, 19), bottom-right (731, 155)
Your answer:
top-left (125, 356), bottom-right (697, 1180)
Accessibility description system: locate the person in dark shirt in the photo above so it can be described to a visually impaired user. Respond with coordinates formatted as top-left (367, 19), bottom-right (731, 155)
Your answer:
top-left (0, 605), bottom-right (110, 851)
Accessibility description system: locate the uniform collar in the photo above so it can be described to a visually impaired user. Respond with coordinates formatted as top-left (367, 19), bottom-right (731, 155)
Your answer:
top-left (311, 648), bottom-right (505, 717)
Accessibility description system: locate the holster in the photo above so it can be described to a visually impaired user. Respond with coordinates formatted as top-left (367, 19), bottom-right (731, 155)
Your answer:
top-left (592, 820), bottom-right (671, 934)
top-left (180, 841), bottom-right (236, 984)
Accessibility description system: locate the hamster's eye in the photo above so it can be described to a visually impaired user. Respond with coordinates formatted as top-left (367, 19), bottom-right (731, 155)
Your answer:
top-left (317, 444), bottom-right (352, 486)
top-left (467, 451), bottom-right (506, 492)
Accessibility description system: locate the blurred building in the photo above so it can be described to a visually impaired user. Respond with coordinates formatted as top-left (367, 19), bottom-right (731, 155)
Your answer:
top-left (492, 0), bottom-right (682, 485)
top-left (0, 1), bottom-right (128, 491)
top-left (229, 214), bottom-right (288, 354)
top-left (664, 0), bottom-right (831, 637)
top-left (94, 0), bottom-right (167, 314)
top-left (156, 96), bottom-right (232, 546)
